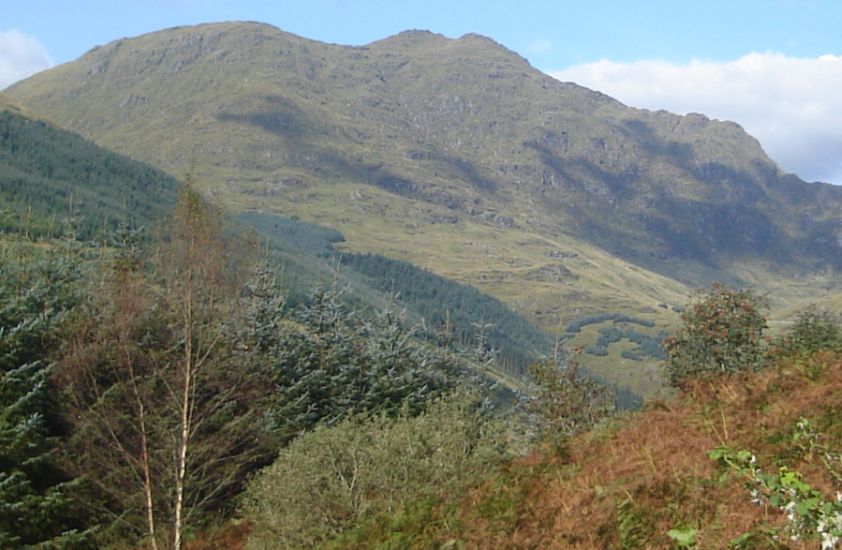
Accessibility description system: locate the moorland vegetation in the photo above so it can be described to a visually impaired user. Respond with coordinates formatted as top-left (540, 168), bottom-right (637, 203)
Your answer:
top-left (4, 178), bottom-right (842, 549)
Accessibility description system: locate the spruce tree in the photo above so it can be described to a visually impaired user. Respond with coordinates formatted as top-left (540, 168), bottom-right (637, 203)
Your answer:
top-left (0, 245), bottom-right (89, 547)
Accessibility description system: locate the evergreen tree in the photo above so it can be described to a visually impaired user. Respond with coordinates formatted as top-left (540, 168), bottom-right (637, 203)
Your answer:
top-left (0, 243), bottom-right (90, 547)
top-left (240, 280), bottom-right (453, 444)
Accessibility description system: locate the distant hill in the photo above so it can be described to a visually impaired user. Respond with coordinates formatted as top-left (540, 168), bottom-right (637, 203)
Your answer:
top-left (7, 22), bottom-right (842, 392)
top-left (7, 23), bottom-right (841, 267)
top-left (0, 103), bottom-right (556, 390)
top-left (0, 102), bottom-right (179, 238)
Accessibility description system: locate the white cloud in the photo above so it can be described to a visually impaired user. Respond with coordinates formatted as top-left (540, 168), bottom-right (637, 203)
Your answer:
top-left (0, 29), bottom-right (53, 90)
top-left (549, 53), bottom-right (842, 185)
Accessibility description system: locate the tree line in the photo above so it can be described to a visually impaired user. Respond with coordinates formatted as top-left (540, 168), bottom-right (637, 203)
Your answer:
top-left (0, 184), bottom-right (462, 548)
top-left (0, 109), bottom-right (178, 239)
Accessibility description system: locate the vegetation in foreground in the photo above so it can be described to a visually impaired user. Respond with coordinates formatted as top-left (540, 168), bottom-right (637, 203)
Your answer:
top-left (3, 121), bottom-right (842, 547)
top-left (0, 184), bottom-right (471, 549)
top-left (236, 286), bottom-right (842, 549)
top-left (4, 189), bottom-right (842, 548)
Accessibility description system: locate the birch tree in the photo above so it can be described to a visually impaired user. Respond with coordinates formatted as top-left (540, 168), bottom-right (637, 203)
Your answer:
top-left (58, 183), bottom-right (271, 549)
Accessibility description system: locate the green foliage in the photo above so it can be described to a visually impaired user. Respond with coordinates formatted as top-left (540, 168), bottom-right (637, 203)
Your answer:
top-left (325, 497), bottom-right (459, 550)
top-left (0, 109), bottom-right (178, 240)
top-left (244, 391), bottom-right (515, 549)
top-left (242, 275), bottom-right (454, 443)
top-left (528, 349), bottom-right (615, 446)
top-left (0, 242), bottom-right (91, 547)
top-left (727, 529), bottom-right (787, 549)
top-left (778, 305), bottom-right (842, 357)
top-left (664, 284), bottom-right (769, 386)
top-left (616, 498), bottom-right (655, 550)
top-left (666, 526), bottom-right (697, 548)
top-left (710, 428), bottom-right (842, 548)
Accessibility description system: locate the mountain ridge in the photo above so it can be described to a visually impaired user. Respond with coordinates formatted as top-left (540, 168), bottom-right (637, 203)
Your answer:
top-left (6, 22), bottom-right (841, 368)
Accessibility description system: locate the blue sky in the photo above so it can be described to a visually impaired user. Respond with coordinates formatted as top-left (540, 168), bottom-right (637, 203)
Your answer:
top-left (4, 0), bottom-right (840, 68)
top-left (2, 0), bottom-right (842, 183)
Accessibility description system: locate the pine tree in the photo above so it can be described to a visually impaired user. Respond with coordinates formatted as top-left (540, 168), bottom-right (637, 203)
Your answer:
top-left (246, 284), bottom-right (453, 443)
top-left (0, 244), bottom-right (90, 547)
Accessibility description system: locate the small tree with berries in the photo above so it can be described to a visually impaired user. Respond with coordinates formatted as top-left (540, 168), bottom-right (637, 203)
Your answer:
top-left (664, 283), bottom-right (769, 387)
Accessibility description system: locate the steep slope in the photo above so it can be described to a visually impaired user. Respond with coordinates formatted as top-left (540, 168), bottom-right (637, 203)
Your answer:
top-left (0, 102), bottom-right (554, 387)
top-left (7, 22), bottom-right (841, 268)
top-left (0, 100), bottom-right (179, 237)
top-left (7, 22), bottom-right (842, 392)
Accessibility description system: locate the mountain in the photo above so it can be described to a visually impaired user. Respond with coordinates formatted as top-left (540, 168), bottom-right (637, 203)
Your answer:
top-left (0, 95), bottom-right (179, 238)
top-left (0, 99), bottom-right (556, 393)
top-left (6, 22), bottom-right (842, 392)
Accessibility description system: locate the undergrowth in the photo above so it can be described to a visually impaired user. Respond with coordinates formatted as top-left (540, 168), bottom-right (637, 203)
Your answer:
top-left (312, 351), bottom-right (842, 549)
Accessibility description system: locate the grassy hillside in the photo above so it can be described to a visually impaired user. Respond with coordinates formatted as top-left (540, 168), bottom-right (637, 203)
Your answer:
top-left (0, 103), bottom-right (556, 388)
top-left (6, 23), bottom-right (841, 275)
top-left (8, 22), bottom-right (842, 393)
top-left (0, 106), bottom-right (179, 238)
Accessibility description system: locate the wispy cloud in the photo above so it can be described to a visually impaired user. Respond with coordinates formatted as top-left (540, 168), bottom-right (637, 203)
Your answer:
top-left (528, 38), bottom-right (552, 54)
top-left (550, 53), bottom-right (842, 185)
top-left (0, 29), bottom-right (53, 90)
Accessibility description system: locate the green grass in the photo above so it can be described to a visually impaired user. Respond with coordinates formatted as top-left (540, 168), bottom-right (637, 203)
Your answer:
top-left (568, 321), bottom-right (672, 399)
top-left (9, 21), bottom-right (842, 394)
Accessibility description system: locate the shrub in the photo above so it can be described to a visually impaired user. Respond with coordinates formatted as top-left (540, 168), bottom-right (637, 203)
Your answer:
top-left (664, 283), bottom-right (768, 387)
top-left (777, 305), bottom-right (842, 357)
top-left (243, 391), bottom-right (516, 549)
top-left (528, 349), bottom-right (614, 444)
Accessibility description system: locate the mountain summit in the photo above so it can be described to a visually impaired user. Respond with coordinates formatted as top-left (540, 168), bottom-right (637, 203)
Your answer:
top-left (7, 22), bottom-right (842, 336)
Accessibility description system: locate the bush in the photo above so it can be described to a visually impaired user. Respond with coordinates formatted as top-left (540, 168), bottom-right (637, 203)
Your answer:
top-left (778, 305), bottom-right (842, 357)
top-left (664, 283), bottom-right (768, 387)
top-left (243, 391), bottom-right (516, 548)
top-left (528, 349), bottom-right (614, 444)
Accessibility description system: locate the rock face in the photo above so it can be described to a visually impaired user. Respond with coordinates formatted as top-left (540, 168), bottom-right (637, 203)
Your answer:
top-left (7, 22), bottom-right (842, 281)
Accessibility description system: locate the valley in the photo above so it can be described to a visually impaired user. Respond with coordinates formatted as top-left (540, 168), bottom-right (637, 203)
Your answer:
top-left (3, 15), bottom-right (842, 549)
top-left (5, 22), bottom-right (842, 397)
